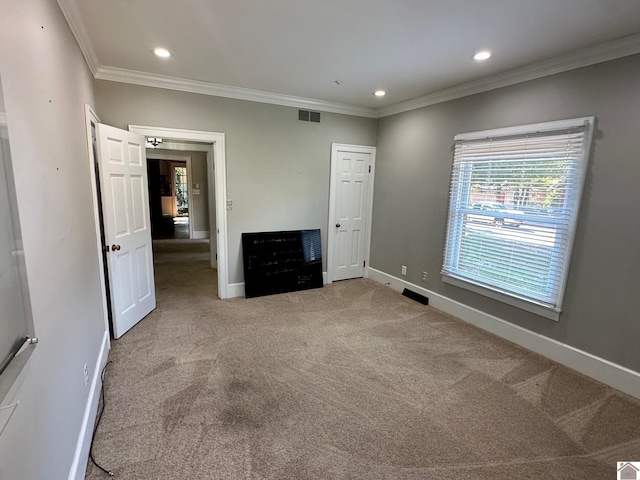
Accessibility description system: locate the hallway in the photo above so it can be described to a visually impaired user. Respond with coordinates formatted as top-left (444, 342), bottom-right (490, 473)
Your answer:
top-left (152, 217), bottom-right (191, 240)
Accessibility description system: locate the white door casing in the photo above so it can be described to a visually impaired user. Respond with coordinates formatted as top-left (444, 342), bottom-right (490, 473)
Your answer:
top-left (327, 144), bottom-right (376, 283)
top-left (96, 123), bottom-right (156, 338)
top-left (128, 126), bottom-right (227, 298)
top-left (84, 106), bottom-right (111, 340)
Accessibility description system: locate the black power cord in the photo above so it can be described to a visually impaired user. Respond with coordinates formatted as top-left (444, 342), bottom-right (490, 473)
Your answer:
top-left (89, 360), bottom-right (114, 477)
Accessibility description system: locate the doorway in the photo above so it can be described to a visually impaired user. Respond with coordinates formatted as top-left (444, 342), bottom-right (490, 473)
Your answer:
top-left (86, 117), bottom-right (230, 320)
top-left (327, 143), bottom-right (376, 283)
top-left (129, 125), bottom-right (230, 299)
top-left (147, 154), bottom-right (197, 240)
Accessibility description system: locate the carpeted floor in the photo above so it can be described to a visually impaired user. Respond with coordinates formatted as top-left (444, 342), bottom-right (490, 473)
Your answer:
top-left (85, 239), bottom-right (640, 479)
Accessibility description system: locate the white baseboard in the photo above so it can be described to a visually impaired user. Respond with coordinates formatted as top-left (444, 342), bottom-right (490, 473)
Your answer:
top-left (192, 230), bottom-right (209, 239)
top-left (68, 330), bottom-right (110, 480)
top-left (228, 272), bottom-right (329, 299)
top-left (228, 282), bottom-right (245, 298)
top-left (366, 267), bottom-right (640, 400)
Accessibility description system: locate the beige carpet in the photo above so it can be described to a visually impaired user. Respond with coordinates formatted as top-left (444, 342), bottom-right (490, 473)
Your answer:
top-left (85, 239), bottom-right (640, 479)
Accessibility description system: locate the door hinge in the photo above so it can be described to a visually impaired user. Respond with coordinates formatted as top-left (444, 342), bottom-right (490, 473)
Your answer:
top-left (368, 165), bottom-right (371, 173)
top-left (363, 260), bottom-right (366, 268)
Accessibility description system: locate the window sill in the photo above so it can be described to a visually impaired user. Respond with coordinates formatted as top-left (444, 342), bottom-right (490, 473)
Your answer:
top-left (442, 275), bottom-right (560, 321)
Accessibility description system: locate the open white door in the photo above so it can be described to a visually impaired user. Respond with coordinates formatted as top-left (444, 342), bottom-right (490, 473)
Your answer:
top-left (327, 144), bottom-right (376, 282)
top-left (96, 124), bottom-right (156, 338)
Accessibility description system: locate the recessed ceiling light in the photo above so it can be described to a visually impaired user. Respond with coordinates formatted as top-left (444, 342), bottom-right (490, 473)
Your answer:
top-left (154, 47), bottom-right (171, 58)
top-left (473, 50), bottom-right (491, 61)
top-left (374, 90), bottom-right (386, 97)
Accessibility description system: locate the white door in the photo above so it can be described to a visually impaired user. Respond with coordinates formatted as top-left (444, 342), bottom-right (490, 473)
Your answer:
top-left (328, 144), bottom-right (376, 282)
top-left (96, 124), bottom-right (156, 338)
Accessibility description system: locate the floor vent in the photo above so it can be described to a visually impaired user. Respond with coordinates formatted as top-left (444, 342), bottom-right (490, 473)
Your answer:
top-left (402, 288), bottom-right (429, 305)
top-left (298, 110), bottom-right (321, 123)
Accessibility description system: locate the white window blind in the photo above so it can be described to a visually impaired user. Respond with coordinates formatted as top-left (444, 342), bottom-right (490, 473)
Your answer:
top-left (441, 117), bottom-right (594, 320)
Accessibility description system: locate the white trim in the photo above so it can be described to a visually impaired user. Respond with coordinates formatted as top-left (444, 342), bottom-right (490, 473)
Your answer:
top-left (366, 267), bottom-right (640, 400)
top-left (96, 66), bottom-right (377, 118)
top-left (58, 0), bottom-right (640, 122)
top-left (444, 116), bottom-right (595, 322)
top-left (193, 230), bottom-right (209, 240)
top-left (83, 105), bottom-right (111, 338)
top-left (327, 144), bottom-right (376, 284)
top-left (206, 143), bottom-right (217, 270)
top-left (56, 0), bottom-right (99, 75)
top-left (67, 330), bottom-right (110, 480)
top-left (93, 33), bottom-right (640, 120)
top-left (377, 34), bottom-right (640, 118)
top-left (152, 141), bottom-right (210, 153)
top-left (443, 275), bottom-right (560, 321)
top-left (228, 282), bottom-right (245, 299)
top-left (454, 116), bottom-right (595, 141)
top-left (129, 125), bottom-right (229, 299)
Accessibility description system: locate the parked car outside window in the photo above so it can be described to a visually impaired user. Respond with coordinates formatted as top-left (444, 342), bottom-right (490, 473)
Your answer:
top-left (468, 203), bottom-right (524, 227)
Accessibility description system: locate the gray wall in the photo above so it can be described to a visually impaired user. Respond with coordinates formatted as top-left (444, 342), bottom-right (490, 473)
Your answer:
top-left (94, 81), bottom-right (378, 284)
top-left (372, 54), bottom-right (640, 372)
top-left (0, 0), bottom-right (105, 478)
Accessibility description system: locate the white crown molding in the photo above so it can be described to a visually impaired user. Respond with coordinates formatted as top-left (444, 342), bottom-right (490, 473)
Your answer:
top-left (95, 66), bottom-right (377, 118)
top-left (95, 33), bottom-right (640, 119)
top-left (57, 0), bottom-right (99, 75)
top-left (377, 33), bottom-right (640, 118)
top-left (58, 0), bottom-right (639, 121)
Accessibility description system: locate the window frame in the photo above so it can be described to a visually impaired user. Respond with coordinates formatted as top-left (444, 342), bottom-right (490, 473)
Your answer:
top-left (441, 117), bottom-right (595, 321)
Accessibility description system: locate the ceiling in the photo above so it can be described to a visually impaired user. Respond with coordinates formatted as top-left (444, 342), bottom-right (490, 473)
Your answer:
top-left (61, 0), bottom-right (640, 117)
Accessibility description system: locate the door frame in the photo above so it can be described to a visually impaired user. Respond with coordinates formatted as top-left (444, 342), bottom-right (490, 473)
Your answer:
top-left (326, 143), bottom-right (376, 284)
top-left (129, 125), bottom-right (229, 299)
top-left (147, 153), bottom-right (193, 239)
top-left (149, 141), bottom-right (213, 244)
top-left (84, 105), bottom-right (111, 338)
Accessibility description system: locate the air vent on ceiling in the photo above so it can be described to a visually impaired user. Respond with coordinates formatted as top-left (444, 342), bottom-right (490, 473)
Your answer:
top-left (298, 109), bottom-right (321, 123)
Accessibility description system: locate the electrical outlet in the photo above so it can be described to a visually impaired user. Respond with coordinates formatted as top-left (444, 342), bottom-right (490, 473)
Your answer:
top-left (83, 364), bottom-right (89, 388)
top-left (401, 265), bottom-right (407, 276)
top-left (422, 271), bottom-right (428, 283)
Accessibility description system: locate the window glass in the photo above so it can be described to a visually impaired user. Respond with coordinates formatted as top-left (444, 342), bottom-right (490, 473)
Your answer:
top-left (441, 118), bottom-right (595, 319)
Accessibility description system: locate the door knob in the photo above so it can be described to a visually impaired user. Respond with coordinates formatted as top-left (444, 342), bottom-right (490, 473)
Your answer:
top-left (112, 244), bottom-right (121, 251)
top-left (335, 223), bottom-right (341, 228)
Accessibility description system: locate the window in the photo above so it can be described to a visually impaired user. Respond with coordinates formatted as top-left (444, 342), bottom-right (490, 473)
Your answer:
top-left (441, 117), bottom-right (595, 320)
top-left (174, 165), bottom-right (188, 216)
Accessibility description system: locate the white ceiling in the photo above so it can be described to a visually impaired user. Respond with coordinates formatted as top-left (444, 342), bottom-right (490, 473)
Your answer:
top-left (62, 0), bottom-right (640, 116)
